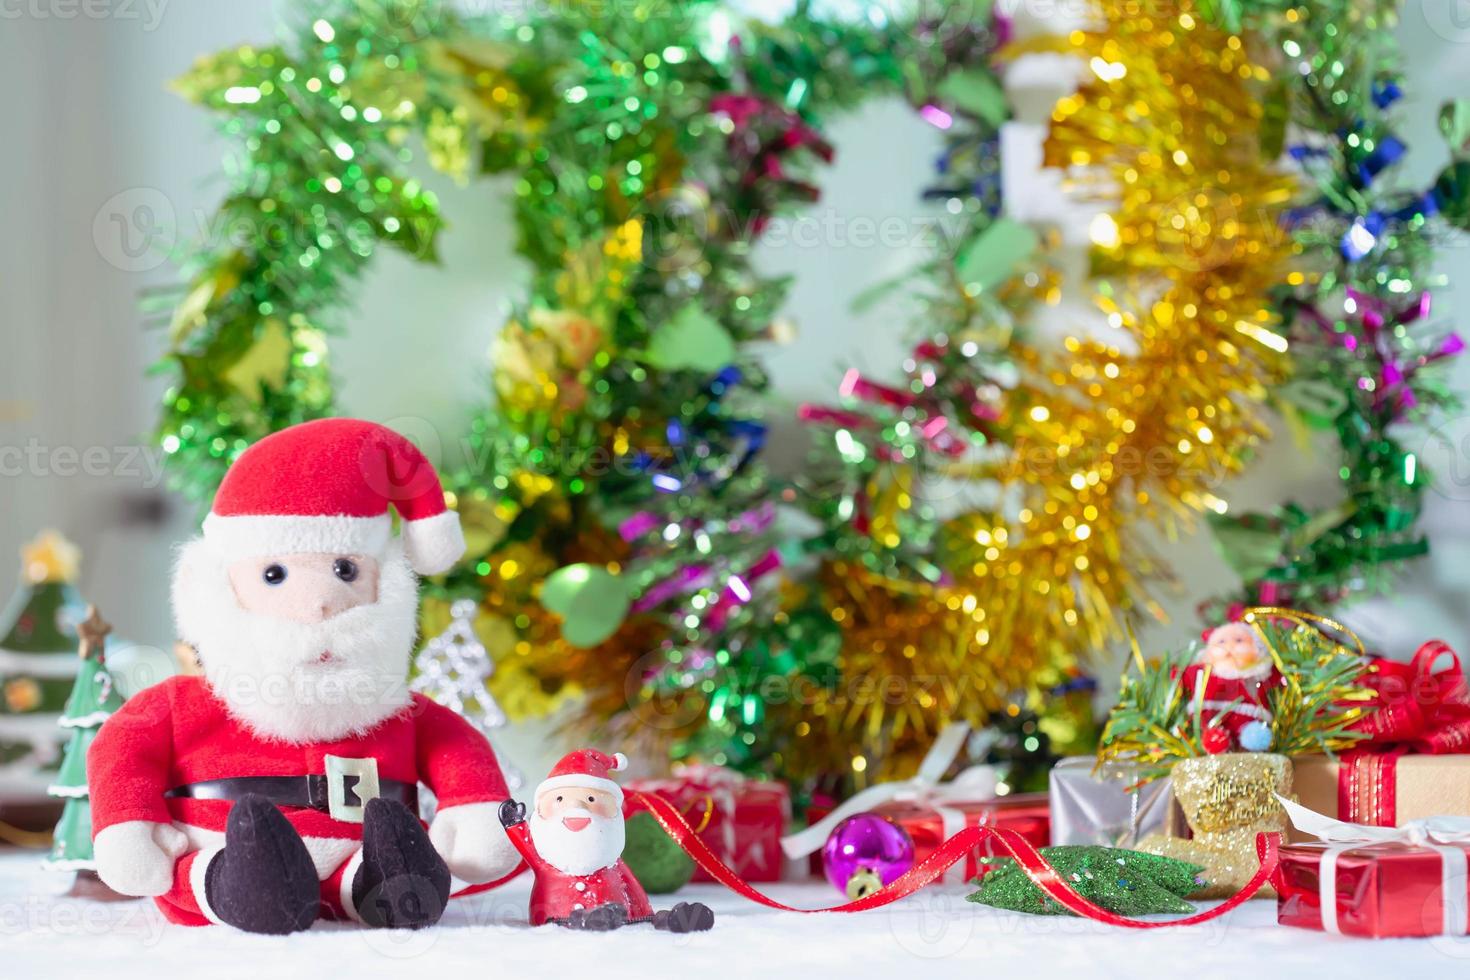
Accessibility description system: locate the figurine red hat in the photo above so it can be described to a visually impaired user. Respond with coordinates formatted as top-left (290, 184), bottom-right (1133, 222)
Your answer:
top-left (201, 417), bottom-right (464, 575)
top-left (536, 749), bottom-right (629, 802)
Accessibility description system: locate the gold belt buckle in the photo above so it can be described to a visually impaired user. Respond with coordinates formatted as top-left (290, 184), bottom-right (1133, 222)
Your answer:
top-left (324, 754), bottom-right (380, 823)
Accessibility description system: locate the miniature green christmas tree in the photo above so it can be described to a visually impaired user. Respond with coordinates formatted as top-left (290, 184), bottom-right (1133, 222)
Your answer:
top-left (44, 607), bottom-right (125, 885)
top-left (968, 846), bottom-right (1205, 916)
top-left (0, 532), bottom-right (88, 805)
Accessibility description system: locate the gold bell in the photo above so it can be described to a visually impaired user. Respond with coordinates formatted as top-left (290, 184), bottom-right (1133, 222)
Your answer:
top-left (846, 866), bottom-right (884, 900)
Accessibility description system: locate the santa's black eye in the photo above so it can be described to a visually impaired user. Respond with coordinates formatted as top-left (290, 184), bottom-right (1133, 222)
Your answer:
top-left (555, 795), bottom-right (563, 802)
top-left (262, 564), bottom-right (287, 586)
top-left (333, 558), bottom-right (359, 583)
top-left (587, 796), bottom-right (595, 803)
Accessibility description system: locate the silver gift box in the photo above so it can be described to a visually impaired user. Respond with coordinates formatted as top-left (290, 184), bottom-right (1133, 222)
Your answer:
top-left (1048, 756), bottom-right (1178, 848)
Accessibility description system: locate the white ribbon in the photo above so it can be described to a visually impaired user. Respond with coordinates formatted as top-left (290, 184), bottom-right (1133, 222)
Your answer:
top-left (781, 723), bottom-right (996, 883)
top-left (1277, 795), bottom-right (1470, 936)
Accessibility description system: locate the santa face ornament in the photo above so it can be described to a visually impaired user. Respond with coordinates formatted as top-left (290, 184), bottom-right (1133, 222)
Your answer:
top-left (1200, 621), bottom-right (1270, 678)
top-left (530, 785), bottom-right (626, 876)
top-left (501, 749), bottom-right (716, 933)
top-left (1182, 621), bottom-right (1280, 754)
top-left (87, 419), bottom-right (521, 934)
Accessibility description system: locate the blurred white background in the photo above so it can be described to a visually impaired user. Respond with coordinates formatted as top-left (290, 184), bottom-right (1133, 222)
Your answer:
top-left (3, 1), bottom-right (1470, 780)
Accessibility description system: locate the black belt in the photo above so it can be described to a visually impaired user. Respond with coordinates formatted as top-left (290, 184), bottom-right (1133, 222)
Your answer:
top-left (164, 775), bottom-right (417, 815)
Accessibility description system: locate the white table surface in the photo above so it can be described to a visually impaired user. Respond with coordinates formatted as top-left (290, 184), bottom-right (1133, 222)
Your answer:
top-left (2, 850), bottom-right (1466, 978)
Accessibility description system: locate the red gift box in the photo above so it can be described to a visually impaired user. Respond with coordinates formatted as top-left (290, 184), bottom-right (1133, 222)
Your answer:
top-left (1277, 840), bottom-right (1470, 938)
top-left (627, 765), bottom-right (790, 882)
top-left (1276, 795), bottom-right (1470, 938)
top-left (872, 793), bottom-right (1051, 883)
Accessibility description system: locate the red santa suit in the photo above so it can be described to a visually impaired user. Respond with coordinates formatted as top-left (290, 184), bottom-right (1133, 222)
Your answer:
top-left (1179, 661), bottom-right (1279, 742)
top-left (505, 822), bottom-right (653, 926)
top-left (502, 748), bottom-right (653, 926)
top-left (88, 675), bottom-right (509, 926)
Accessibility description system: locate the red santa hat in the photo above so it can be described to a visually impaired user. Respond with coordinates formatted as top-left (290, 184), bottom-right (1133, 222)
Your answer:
top-left (201, 418), bottom-right (465, 575)
top-left (536, 749), bottom-right (629, 803)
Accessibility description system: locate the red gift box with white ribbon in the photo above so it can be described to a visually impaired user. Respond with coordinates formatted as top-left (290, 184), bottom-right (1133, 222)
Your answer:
top-left (1277, 796), bottom-right (1470, 938)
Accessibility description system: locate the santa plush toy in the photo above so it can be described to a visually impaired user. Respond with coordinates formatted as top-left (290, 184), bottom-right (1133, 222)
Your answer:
top-left (1179, 621), bottom-right (1281, 753)
top-left (498, 749), bottom-right (715, 932)
top-left (88, 418), bottom-right (521, 934)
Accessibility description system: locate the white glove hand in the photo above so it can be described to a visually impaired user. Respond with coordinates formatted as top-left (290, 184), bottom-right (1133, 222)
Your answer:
top-left (429, 802), bottom-right (521, 883)
top-left (94, 820), bottom-right (190, 897)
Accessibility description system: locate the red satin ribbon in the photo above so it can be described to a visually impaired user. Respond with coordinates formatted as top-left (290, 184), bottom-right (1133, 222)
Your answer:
top-left (626, 790), bottom-right (1281, 926)
top-left (1353, 641), bottom-right (1470, 753)
top-left (1337, 750), bottom-right (1402, 827)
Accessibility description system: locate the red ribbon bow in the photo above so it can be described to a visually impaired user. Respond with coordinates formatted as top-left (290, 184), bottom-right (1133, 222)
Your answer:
top-left (1354, 640), bottom-right (1470, 754)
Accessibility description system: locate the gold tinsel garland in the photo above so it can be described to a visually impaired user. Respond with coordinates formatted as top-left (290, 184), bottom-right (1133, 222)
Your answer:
top-left (447, 1), bottom-right (1293, 783)
top-left (787, 0), bottom-right (1294, 783)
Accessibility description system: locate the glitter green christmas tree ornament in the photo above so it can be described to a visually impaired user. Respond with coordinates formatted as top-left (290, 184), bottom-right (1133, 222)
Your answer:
top-left (968, 846), bottom-right (1205, 917)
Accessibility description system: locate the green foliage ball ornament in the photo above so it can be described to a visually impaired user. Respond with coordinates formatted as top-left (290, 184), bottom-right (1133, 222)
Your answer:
top-left (622, 811), bottom-right (695, 895)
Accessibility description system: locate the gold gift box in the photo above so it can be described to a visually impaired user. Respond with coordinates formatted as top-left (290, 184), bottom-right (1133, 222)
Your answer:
top-left (1289, 753), bottom-right (1470, 841)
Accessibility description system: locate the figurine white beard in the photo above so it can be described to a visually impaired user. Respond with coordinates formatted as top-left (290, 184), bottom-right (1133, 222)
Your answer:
top-left (528, 805), bottom-right (627, 876)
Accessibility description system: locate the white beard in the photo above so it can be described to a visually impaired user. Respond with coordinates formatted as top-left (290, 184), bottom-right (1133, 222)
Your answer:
top-left (528, 808), bottom-right (625, 876)
top-left (172, 536), bottom-right (419, 744)
top-left (1208, 660), bottom-right (1272, 681)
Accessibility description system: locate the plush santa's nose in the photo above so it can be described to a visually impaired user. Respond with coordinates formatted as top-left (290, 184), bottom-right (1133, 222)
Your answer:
top-left (562, 815), bottom-right (592, 832)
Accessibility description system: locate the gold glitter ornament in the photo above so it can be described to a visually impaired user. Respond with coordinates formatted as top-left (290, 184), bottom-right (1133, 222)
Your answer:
top-left (1140, 752), bottom-right (1291, 898)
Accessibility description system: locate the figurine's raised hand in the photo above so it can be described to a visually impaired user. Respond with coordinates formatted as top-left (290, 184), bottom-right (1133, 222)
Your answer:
top-left (498, 799), bottom-right (527, 828)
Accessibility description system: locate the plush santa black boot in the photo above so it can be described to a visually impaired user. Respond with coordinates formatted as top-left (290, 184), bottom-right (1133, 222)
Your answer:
top-left (204, 793), bottom-right (319, 935)
top-left (351, 797), bottom-right (451, 929)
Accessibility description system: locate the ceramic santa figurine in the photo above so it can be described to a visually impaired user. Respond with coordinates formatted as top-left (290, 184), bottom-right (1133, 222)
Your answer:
top-left (87, 419), bottom-right (521, 933)
top-left (499, 749), bottom-right (715, 932)
top-left (1180, 621), bottom-right (1280, 752)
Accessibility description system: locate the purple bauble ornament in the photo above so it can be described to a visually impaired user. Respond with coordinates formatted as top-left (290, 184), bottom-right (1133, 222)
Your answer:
top-left (822, 813), bottom-right (915, 899)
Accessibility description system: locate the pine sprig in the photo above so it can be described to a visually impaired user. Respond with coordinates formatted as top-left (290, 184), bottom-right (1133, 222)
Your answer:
top-left (1257, 618), bottom-right (1372, 757)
